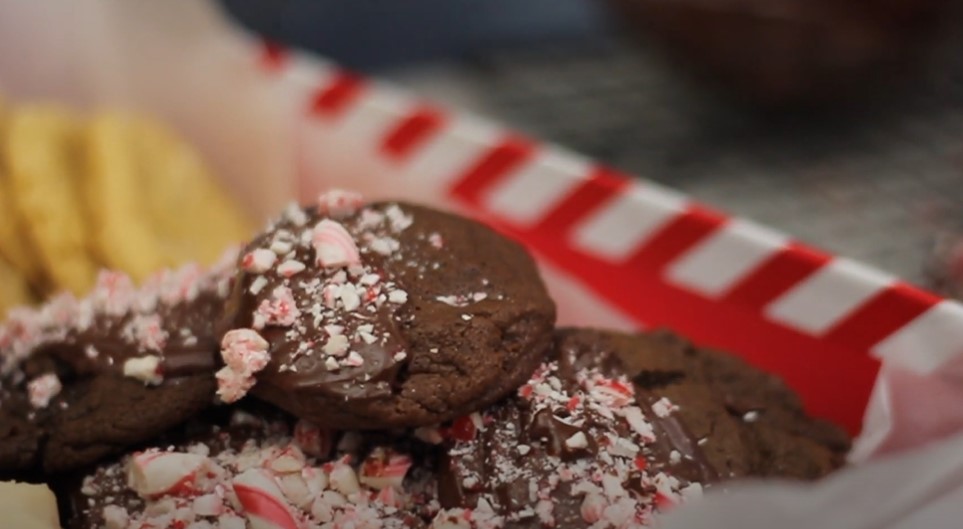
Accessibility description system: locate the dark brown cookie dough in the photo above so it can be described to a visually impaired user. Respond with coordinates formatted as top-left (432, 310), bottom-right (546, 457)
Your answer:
top-left (434, 329), bottom-right (849, 529)
top-left (0, 258), bottom-right (234, 476)
top-left (65, 407), bottom-right (438, 529)
top-left (217, 194), bottom-right (556, 430)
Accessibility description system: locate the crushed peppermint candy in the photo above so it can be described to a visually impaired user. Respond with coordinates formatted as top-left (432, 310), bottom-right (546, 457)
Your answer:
top-left (650, 397), bottom-right (679, 418)
top-left (439, 358), bottom-right (706, 529)
top-left (0, 251), bottom-right (238, 384)
top-left (216, 329), bottom-right (270, 403)
top-left (74, 412), bottom-right (437, 529)
top-left (123, 355), bottom-right (164, 385)
top-left (241, 248), bottom-right (277, 273)
top-left (27, 373), bottom-right (62, 408)
top-left (318, 189), bottom-right (365, 219)
top-left (436, 292), bottom-right (488, 307)
top-left (313, 219), bottom-right (362, 269)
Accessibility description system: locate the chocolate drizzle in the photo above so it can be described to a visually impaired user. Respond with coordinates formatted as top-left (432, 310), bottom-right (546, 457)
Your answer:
top-left (528, 408), bottom-right (597, 461)
top-left (557, 330), bottom-right (720, 484)
top-left (637, 391), bottom-right (720, 484)
top-left (64, 291), bottom-right (222, 378)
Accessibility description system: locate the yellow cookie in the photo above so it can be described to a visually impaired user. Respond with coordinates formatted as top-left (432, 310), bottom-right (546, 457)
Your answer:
top-left (0, 255), bottom-right (33, 317)
top-left (0, 98), bottom-right (46, 290)
top-left (4, 107), bottom-right (98, 296)
top-left (83, 113), bottom-right (252, 281)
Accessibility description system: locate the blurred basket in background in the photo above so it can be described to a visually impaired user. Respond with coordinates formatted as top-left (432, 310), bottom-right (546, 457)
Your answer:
top-left (609, 0), bottom-right (960, 107)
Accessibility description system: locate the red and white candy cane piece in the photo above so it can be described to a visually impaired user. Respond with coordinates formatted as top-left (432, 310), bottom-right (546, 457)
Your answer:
top-left (580, 493), bottom-right (607, 524)
top-left (92, 270), bottom-right (135, 316)
top-left (318, 189), bottom-right (364, 219)
top-left (192, 493), bottom-right (224, 517)
top-left (376, 486), bottom-right (403, 508)
top-left (128, 451), bottom-right (210, 498)
top-left (277, 260), bottom-right (307, 278)
top-left (27, 373), bottom-right (62, 409)
top-left (430, 509), bottom-right (472, 529)
top-left (232, 468), bottom-right (300, 529)
top-left (329, 462), bottom-right (361, 495)
top-left (358, 448), bottom-right (413, 491)
top-left (216, 366), bottom-right (257, 403)
top-left (620, 406), bottom-right (655, 442)
top-left (242, 248), bottom-right (278, 273)
top-left (588, 378), bottom-right (635, 408)
top-left (254, 286), bottom-right (301, 329)
top-left (268, 445), bottom-right (307, 474)
top-left (312, 220), bottom-right (361, 269)
top-left (446, 415), bottom-right (477, 442)
top-left (220, 329), bottom-right (270, 373)
top-left (129, 314), bottom-right (168, 352)
top-left (162, 263), bottom-right (204, 305)
top-left (651, 396), bottom-right (678, 418)
top-left (218, 328), bottom-right (271, 403)
top-left (123, 355), bottom-right (164, 386)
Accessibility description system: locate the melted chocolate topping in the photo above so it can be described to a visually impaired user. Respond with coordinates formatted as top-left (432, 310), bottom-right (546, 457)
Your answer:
top-left (0, 257), bottom-right (236, 392)
top-left (217, 203), bottom-right (418, 406)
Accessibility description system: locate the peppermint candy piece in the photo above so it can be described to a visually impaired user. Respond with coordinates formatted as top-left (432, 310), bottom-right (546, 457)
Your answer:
top-left (91, 270), bottom-right (136, 317)
top-left (26, 373), bottom-right (62, 409)
top-left (328, 461), bottom-right (361, 495)
top-left (317, 189), bottom-right (365, 219)
top-left (217, 329), bottom-right (270, 403)
top-left (581, 493), bottom-right (607, 524)
top-left (253, 286), bottom-right (301, 330)
top-left (358, 448), bottom-right (413, 491)
top-left (242, 249), bottom-right (278, 273)
top-left (312, 220), bottom-right (361, 269)
top-left (232, 468), bottom-right (301, 529)
top-left (123, 355), bottom-right (163, 386)
top-left (220, 329), bottom-right (270, 373)
top-left (215, 366), bottom-right (257, 404)
top-left (128, 451), bottom-right (210, 498)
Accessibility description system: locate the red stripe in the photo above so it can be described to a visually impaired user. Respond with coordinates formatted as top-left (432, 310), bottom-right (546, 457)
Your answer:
top-left (622, 204), bottom-right (728, 273)
top-left (722, 243), bottom-right (832, 309)
top-left (234, 484), bottom-right (299, 529)
top-left (532, 166), bottom-right (630, 234)
top-left (310, 71), bottom-right (366, 118)
top-left (258, 40), bottom-right (288, 72)
top-left (381, 105), bottom-right (446, 160)
top-left (824, 282), bottom-right (941, 352)
top-left (448, 135), bottom-right (535, 206)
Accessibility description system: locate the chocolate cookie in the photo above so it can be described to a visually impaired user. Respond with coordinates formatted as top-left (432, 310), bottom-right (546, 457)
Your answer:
top-left (579, 329), bottom-right (851, 480)
top-left (216, 192), bottom-right (556, 429)
top-left (0, 256), bottom-right (234, 475)
top-left (65, 407), bottom-right (438, 529)
top-left (433, 329), bottom-right (849, 529)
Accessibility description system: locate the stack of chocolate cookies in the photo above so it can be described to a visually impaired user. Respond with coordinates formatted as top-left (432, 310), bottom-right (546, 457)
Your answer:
top-left (0, 190), bottom-right (849, 529)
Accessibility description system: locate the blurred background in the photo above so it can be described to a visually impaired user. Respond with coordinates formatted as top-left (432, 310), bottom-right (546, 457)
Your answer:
top-left (220, 0), bottom-right (963, 296)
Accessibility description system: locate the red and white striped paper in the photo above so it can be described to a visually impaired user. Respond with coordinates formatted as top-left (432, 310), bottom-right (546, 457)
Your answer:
top-left (253, 41), bottom-right (963, 436)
